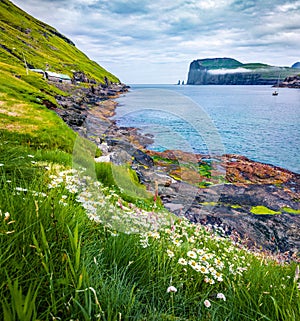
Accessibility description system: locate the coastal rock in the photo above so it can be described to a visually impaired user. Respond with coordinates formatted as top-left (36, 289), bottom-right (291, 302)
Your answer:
top-left (110, 149), bottom-right (132, 165)
top-left (159, 180), bottom-right (300, 254)
top-left (132, 149), bottom-right (154, 167)
top-left (72, 71), bottom-right (97, 84)
top-left (280, 75), bottom-right (300, 88)
top-left (144, 149), bottom-right (300, 255)
top-left (223, 154), bottom-right (294, 184)
top-left (48, 82), bottom-right (128, 134)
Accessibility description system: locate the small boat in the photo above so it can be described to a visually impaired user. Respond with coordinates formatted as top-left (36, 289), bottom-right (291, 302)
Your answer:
top-left (272, 90), bottom-right (278, 96)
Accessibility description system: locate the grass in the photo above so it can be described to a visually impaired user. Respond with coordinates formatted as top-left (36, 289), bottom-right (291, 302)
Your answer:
top-left (0, 0), bottom-right (119, 84)
top-left (1, 1), bottom-right (300, 319)
top-left (1, 138), bottom-right (300, 320)
top-left (95, 162), bottom-right (153, 203)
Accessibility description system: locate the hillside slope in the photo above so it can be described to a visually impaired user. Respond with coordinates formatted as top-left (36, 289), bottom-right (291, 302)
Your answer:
top-left (0, 0), bottom-right (119, 83)
top-left (187, 57), bottom-right (299, 85)
top-left (0, 0), bottom-right (121, 152)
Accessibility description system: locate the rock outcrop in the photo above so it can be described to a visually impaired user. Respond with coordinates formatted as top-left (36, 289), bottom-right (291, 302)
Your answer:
top-left (143, 151), bottom-right (300, 256)
top-left (279, 75), bottom-right (300, 88)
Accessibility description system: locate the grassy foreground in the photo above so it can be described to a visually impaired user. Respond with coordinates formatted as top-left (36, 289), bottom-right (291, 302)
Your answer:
top-left (0, 87), bottom-right (299, 321)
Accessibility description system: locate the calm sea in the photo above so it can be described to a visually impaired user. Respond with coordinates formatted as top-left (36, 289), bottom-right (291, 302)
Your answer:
top-left (114, 85), bottom-right (300, 174)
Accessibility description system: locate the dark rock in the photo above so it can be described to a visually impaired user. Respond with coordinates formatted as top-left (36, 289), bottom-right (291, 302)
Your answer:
top-left (73, 71), bottom-right (90, 83)
top-left (280, 75), bottom-right (300, 88)
top-left (110, 148), bottom-right (132, 165)
top-left (42, 99), bottom-right (57, 109)
top-left (104, 76), bottom-right (111, 87)
top-left (132, 149), bottom-right (154, 167)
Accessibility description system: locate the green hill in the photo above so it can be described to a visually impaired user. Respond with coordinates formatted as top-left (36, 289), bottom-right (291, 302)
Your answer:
top-left (196, 57), bottom-right (243, 69)
top-left (0, 0), bottom-right (121, 152)
top-left (0, 0), bottom-right (119, 84)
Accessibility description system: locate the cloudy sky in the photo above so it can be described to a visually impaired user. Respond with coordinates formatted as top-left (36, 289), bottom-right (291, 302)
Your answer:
top-left (11, 0), bottom-right (300, 84)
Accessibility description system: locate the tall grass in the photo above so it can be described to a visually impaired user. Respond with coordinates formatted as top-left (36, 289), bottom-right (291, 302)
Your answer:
top-left (0, 137), bottom-right (299, 320)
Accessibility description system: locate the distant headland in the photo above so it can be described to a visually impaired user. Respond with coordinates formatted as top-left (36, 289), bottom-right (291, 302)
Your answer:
top-left (187, 57), bottom-right (300, 85)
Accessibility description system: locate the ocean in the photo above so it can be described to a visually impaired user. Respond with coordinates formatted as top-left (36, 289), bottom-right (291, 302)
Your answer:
top-left (114, 85), bottom-right (300, 174)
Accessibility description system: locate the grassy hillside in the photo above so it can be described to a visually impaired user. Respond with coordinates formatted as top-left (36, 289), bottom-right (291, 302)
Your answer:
top-left (0, 0), bottom-right (119, 84)
top-left (198, 58), bottom-right (243, 69)
top-left (0, 0), bottom-right (120, 151)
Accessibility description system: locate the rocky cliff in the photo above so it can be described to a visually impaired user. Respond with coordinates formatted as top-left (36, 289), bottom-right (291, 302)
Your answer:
top-left (187, 58), bottom-right (298, 85)
top-left (279, 75), bottom-right (300, 88)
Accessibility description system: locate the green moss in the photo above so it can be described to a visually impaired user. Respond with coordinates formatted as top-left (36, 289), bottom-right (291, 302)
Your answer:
top-left (250, 206), bottom-right (281, 215)
top-left (231, 204), bottom-right (242, 209)
top-left (152, 155), bottom-right (179, 165)
top-left (95, 147), bottom-right (102, 158)
top-left (198, 163), bottom-right (212, 178)
top-left (198, 181), bottom-right (212, 188)
top-left (242, 63), bottom-right (270, 69)
top-left (199, 58), bottom-right (243, 69)
top-left (169, 174), bottom-right (182, 181)
top-left (281, 207), bottom-right (300, 214)
top-left (200, 201), bottom-right (218, 206)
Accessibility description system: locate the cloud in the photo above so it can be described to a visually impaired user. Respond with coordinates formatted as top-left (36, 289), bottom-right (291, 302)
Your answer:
top-left (97, 0), bottom-right (151, 15)
top-left (11, 0), bottom-right (300, 83)
top-left (277, 0), bottom-right (300, 12)
top-left (208, 68), bottom-right (252, 75)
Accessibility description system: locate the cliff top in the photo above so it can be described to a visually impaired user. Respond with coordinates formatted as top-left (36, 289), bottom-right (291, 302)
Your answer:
top-left (191, 57), bottom-right (292, 71)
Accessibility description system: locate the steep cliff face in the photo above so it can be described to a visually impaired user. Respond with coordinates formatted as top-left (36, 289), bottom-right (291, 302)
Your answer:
top-left (187, 58), bottom-right (298, 85)
top-left (188, 68), bottom-right (274, 85)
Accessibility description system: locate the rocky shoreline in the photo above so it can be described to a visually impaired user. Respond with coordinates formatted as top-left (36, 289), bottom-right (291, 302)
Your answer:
top-left (49, 82), bottom-right (300, 260)
top-left (279, 75), bottom-right (300, 88)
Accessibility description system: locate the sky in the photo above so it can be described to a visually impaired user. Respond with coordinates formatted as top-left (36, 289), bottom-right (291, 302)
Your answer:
top-left (11, 0), bottom-right (300, 84)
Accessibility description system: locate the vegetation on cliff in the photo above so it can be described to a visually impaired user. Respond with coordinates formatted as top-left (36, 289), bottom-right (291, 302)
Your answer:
top-left (0, 1), bottom-right (300, 320)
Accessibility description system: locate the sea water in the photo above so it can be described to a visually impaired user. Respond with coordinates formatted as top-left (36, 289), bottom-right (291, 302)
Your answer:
top-left (114, 85), bottom-right (300, 173)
